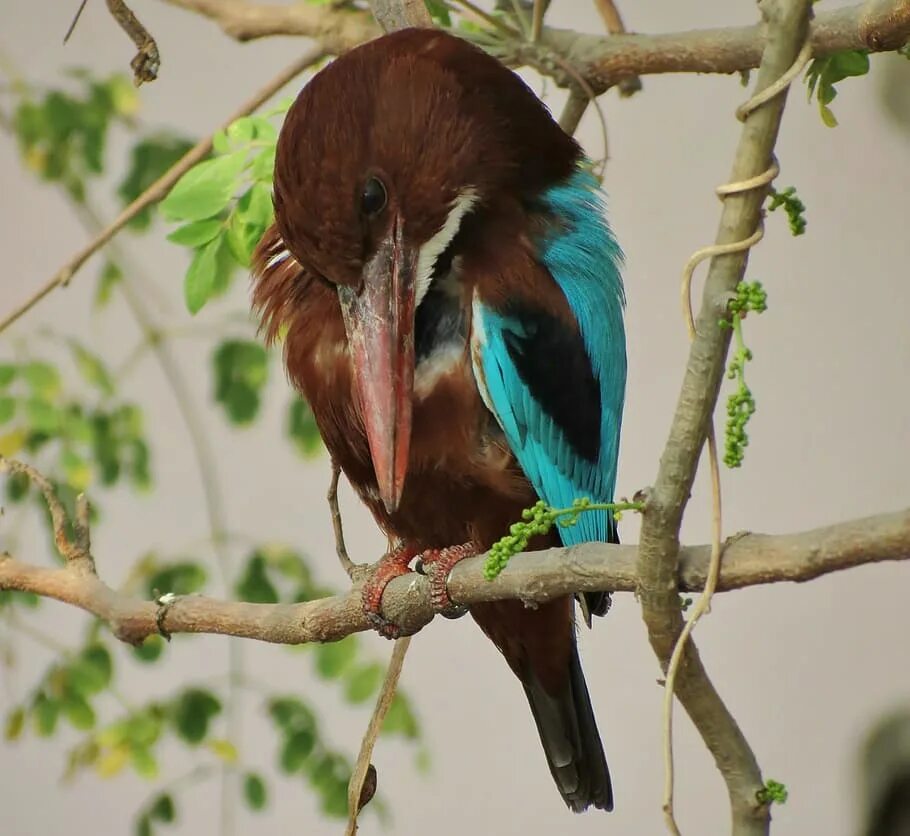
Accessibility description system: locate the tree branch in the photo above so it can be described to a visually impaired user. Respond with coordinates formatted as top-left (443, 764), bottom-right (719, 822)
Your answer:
top-left (1, 506), bottom-right (907, 646)
top-left (160, 0), bottom-right (910, 93)
top-left (369, 0), bottom-right (432, 32)
top-left (160, 0), bottom-right (380, 52)
top-left (635, 0), bottom-right (812, 833)
top-left (527, 0), bottom-right (910, 92)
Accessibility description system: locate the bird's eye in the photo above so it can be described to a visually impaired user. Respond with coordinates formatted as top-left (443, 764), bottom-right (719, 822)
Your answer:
top-left (360, 176), bottom-right (387, 217)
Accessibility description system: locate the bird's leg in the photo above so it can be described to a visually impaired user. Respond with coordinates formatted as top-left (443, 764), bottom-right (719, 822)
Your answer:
top-left (360, 542), bottom-right (420, 639)
top-left (418, 541), bottom-right (480, 617)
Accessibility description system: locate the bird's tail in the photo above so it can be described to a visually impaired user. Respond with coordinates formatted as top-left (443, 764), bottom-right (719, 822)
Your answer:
top-left (521, 637), bottom-right (613, 813)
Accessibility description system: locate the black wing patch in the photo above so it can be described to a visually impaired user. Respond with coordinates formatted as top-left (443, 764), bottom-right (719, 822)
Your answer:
top-left (500, 302), bottom-right (601, 464)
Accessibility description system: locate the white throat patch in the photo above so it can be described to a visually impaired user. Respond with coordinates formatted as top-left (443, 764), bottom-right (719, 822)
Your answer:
top-left (414, 190), bottom-right (478, 308)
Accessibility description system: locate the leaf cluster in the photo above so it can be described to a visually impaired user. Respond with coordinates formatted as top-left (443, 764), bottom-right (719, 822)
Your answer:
top-left (161, 114), bottom-right (285, 314)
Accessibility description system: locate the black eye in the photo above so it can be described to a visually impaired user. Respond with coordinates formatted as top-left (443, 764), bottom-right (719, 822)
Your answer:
top-left (360, 176), bottom-right (387, 217)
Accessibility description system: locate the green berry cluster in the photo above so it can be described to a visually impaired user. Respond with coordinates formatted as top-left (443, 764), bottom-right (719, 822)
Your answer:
top-left (721, 281), bottom-right (767, 468)
top-left (483, 497), bottom-right (643, 580)
top-left (756, 778), bottom-right (789, 805)
top-left (768, 186), bottom-right (807, 236)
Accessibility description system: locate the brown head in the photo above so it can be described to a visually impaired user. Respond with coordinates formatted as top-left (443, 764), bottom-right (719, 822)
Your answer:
top-left (254, 28), bottom-right (579, 513)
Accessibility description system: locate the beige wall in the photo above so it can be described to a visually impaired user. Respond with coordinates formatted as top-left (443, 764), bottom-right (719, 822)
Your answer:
top-left (1, 1), bottom-right (908, 834)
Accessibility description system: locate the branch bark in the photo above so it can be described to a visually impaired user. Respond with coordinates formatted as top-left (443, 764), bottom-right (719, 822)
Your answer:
top-left (635, 1), bottom-right (813, 834)
top-left (1, 508), bottom-right (907, 646)
top-left (160, 0), bottom-right (910, 92)
top-left (369, 0), bottom-right (432, 32)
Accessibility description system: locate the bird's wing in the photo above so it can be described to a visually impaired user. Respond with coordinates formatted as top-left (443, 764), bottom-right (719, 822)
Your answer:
top-left (470, 168), bottom-right (626, 549)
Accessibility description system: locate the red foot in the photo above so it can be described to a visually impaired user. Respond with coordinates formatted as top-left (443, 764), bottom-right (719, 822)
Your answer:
top-left (361, 543), bottom-right (419, 639)
top-left (419, 541), bottom-right (479, 615)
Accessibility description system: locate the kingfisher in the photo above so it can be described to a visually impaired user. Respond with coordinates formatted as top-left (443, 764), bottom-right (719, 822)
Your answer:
top-left (252, 28), bottom-right (626, 813)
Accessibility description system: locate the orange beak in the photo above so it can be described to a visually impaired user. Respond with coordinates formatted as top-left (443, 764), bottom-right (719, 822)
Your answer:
top-left (338, 215), bottom-right (417, 514)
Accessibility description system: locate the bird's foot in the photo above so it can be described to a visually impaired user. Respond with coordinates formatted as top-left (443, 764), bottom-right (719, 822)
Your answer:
top-left (418, 541), bottom-right (479, 619)
top-left (360, 543), bottom-right (420, 639)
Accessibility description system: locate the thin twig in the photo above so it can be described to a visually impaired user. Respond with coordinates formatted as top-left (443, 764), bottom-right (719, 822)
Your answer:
top-left (558, 87), bottom-right (588, 134)
top-left (530, 0), bottom-right (546, 42)
top-left (63, 0), bottom-right (90, 43)
top-left (345, 636), bottom-right (412, 836)
top-left (328, 460), bottom-right (357, 579)
top-left (0, 47), bottom-right (325, 336)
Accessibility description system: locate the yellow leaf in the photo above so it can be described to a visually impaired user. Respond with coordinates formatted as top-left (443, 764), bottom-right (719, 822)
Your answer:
top-left (0, 428), bottom-right (27, 457)
top-left (95, 744), bottom-right (129, 778)
top-left (207, 738), bottom-right (238, 763)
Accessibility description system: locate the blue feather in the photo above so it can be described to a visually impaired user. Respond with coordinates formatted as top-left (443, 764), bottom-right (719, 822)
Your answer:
top-left (472, 166), bottom-right (626, 548)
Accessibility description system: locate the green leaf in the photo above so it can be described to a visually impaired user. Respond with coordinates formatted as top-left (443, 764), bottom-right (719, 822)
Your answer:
top-left (243, 772), bottom-right (268, 811)
top-left (5, 470), bottom-right (30, 502)
top-left (280, 728), bottom-right (316, 773)
top-left (32, 694), bottom-right (59, 736)
top-left (250, 146), bottom-right (276, 182)
top-left (234, 554), bottom-right (279, 604)
top-left (136, 815), bottom-right (152, 836)
top-left (22, 362), bottom-right (60, 398)
top-left (70, 644), bottom-right (113, 694)
top-left (167, 218), bottom-right (224, 248)
top-left (344, 663), bottom-right (384, 704)
top-left (63, 694), bottom-right (96, 730)
top-left (25, 398), bottom-right (61, 434)
top-left (131, 746), bottom-right (159, 779)
top-left (287, 399), bottom-right (322, 457)
top-left (69, 341), bottom-right (115, 396)
top-left (161, 152), bottom-right (248, 222)
top-left (0, 396), bottom-right (15, 425)
top-left (227, 117), bottom-right (255, 145)
top-left (94, 261), bottom-right (123, 309)
top-left (149, 793), bottom-right (176, 822)
top-left (173, 688), bottom-right (222, 744)
top-left (0, 365), bottom-right (16, 387)
top-left (184, 235), bottom-right (222, 314)
top-left (146, 562), bottom-right (207, 597)
top-left (424, 0), bottom-right (452, 26)
top-left (132, 635), bottom-right (166, 663)
top-left (315, 636), bottom-right (358, 680)
top-left (308, 752), bottom-right (351, 819)
top-left (820, 103), bottom-right (838, 128)
top-left (119, 135), bottom-right (196, 229)
top-left (212, 340), bottom-right (269, 425)
top-left (268, 697), bottom-right (316, 733)
top-left (226, 182), bottom-right (274, 267)
top-left (61, 449), bottom-right (92, 491)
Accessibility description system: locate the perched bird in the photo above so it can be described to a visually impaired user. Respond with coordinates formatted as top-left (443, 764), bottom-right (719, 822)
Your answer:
top-left (252, 28), bottom-right (626, 813)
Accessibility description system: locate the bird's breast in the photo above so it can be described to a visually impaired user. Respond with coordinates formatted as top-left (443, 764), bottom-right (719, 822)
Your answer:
top-left (288, 281), bottom-right (535, 548)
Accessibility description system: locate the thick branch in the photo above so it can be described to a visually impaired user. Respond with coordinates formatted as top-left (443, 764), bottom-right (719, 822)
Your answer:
top-left (369, 0), bottom-right (432, 32)
top-left (160, 0), bottom-right (379, 52)
top-left (532, 0), bottom-right (910, 92)
top-left (1, 508), bottom-right (907, 646)
top-left (635, 0), bottom-right (813, 834)
top-left (161, 0), bottom-right (910, 91)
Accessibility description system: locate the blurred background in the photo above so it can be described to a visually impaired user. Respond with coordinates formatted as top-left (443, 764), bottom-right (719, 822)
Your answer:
top-left (1, 1), bottom-right (909, 834)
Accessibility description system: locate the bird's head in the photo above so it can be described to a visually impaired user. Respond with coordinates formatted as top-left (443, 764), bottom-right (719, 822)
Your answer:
top-left (262, 28), bottom-right (579, 513)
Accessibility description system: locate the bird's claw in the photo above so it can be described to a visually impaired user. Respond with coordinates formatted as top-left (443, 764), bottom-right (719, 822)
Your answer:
top-left (418, 542), bottom-right (478, 619)
top-left (360, 544), bottom-right (419, 639)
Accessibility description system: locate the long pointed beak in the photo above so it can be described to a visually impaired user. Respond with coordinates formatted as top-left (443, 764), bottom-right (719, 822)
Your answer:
top-left (338, 216), bottom-right (417, 514)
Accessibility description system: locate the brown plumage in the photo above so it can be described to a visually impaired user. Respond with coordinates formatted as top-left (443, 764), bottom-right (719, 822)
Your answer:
top-left (252, 28), bottom-right (614, 812)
